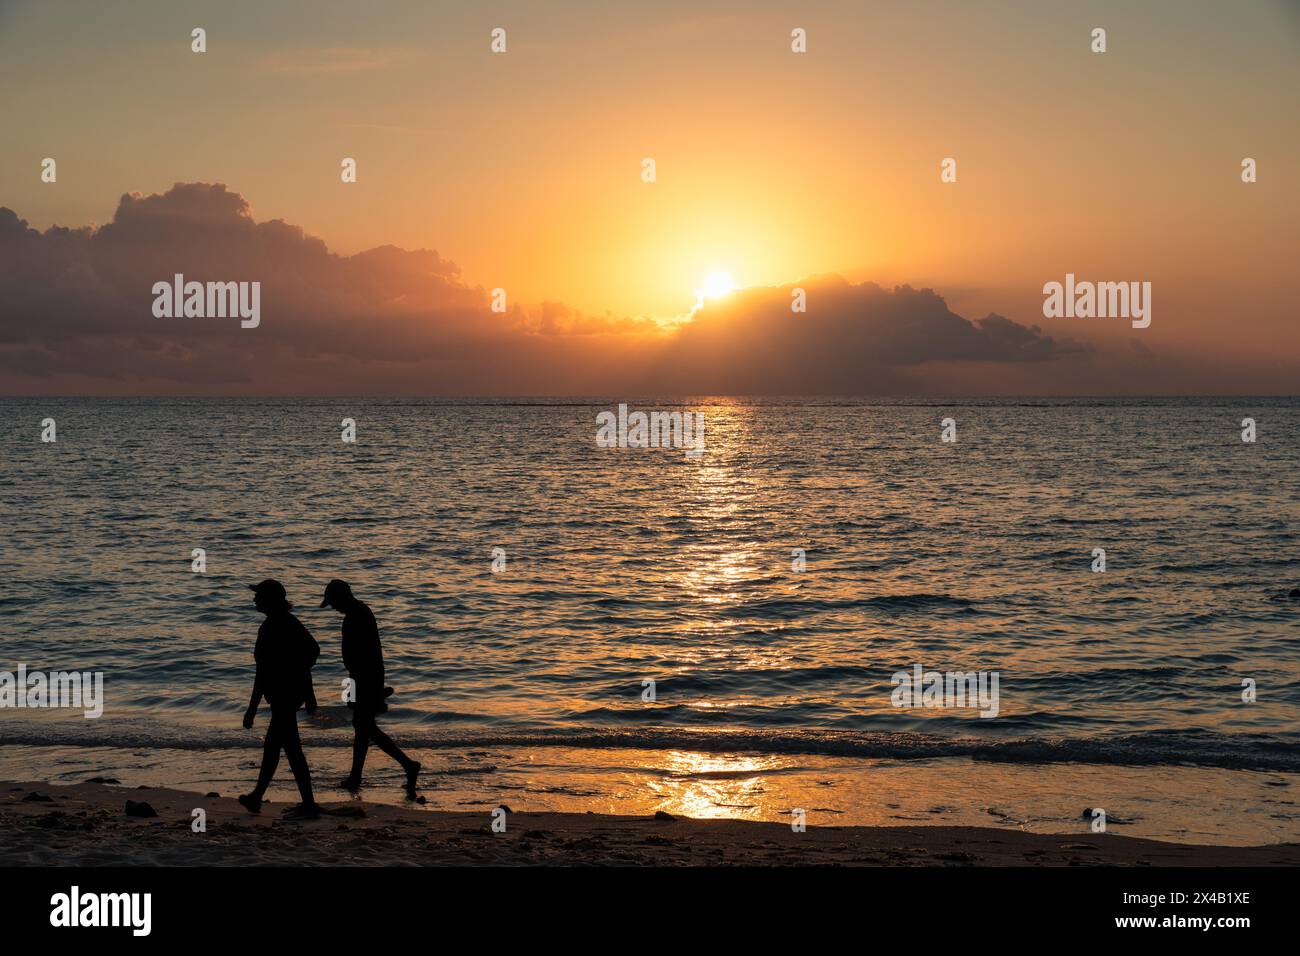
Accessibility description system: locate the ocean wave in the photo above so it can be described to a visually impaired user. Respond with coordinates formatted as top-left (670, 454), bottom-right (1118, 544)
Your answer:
top-left (745, 594), bottom-right (975, 618)
top-left (4, 724), bottom-right (1296, 772)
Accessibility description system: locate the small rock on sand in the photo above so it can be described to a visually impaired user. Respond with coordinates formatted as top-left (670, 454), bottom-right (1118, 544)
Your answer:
top-left (125, 800), bottom-right (158, 818)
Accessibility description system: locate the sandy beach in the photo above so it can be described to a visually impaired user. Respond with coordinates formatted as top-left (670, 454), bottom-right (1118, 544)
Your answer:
top-left (5, 779), bottom-right (1297, 867)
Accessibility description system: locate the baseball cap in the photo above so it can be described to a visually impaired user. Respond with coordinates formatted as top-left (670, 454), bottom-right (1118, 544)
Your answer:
top-left (248, 579), bottom-right (287, 602)
top-left (320, 578), bottom-right (354, 608)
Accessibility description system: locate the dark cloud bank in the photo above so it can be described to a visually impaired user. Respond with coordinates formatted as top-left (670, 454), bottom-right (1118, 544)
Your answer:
top-left (0, 182), bottom-right (1217, 396)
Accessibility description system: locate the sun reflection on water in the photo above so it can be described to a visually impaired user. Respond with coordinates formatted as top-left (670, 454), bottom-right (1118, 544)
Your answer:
top-left (645, 750), bottom-right (789, 820)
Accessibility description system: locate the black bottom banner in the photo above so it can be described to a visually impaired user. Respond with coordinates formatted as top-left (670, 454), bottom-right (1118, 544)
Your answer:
top-left (2, 865), bottom-right (1283, 943)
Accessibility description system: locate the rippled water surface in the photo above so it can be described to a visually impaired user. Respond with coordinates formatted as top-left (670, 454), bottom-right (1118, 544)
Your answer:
top-left (3, 398), bottom-right (1299, 839)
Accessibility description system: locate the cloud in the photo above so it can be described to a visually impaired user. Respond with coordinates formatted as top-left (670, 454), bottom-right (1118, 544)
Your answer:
top-left (0, 182), bottom-right (1227, 396)
top-left (652, 275), bottom-right (1083, 393)
top-left (0, 184), bottom-right (668, 394)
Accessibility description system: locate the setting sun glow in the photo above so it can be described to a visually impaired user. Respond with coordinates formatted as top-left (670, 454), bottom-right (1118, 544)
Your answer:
top-left (699, 271), bottom-right (737, 300)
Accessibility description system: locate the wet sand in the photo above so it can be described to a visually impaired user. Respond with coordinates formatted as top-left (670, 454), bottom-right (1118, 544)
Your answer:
top-left (5, 779), bottom-right (1297, 867)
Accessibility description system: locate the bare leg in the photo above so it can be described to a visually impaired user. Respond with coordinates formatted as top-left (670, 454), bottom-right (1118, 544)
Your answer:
top-left (346, 710), bottom-right (418, 793)
top-left (365, 713), bottom-right (419, 794)
top-left (368, 723), bottom-right (413, 770)
top-left (347, 713), bottom-right (371, 782)
top-left (279, 712), bottom-right (316, 807)
top-left (250, 723), bottom-right (282, 800)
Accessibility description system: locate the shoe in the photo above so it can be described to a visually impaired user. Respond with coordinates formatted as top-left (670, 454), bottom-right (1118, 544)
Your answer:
top-left (237, 793), bottom-right (262, 815)
top-left (282, 802), bottom-right (322, 821)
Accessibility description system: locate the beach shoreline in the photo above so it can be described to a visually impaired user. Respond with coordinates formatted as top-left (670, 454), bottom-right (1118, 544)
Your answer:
top-left (5, 779), bottom-right (1297, 867)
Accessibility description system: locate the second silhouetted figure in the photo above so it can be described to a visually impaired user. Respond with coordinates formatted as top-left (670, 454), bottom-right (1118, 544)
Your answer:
top-left (240, 579), bottom-right (320, 819)
top-left (321, 579), bottom-right (421, 796)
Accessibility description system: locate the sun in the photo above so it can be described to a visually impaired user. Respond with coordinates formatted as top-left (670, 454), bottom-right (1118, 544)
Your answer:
top-left (699, 270), bottom-right (736, 300)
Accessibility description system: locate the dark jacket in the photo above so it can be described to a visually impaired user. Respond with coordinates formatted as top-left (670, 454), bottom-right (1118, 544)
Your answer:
top-left (254, 610), bottom-right (320, 709)
top-left (341, 601), bottom-right (387, 711)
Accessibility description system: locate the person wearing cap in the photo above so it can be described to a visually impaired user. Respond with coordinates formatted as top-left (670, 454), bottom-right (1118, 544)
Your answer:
top-left (321, 579), bottom-right (421, 795)
top-left (239, 579), bottom-right (322, 819)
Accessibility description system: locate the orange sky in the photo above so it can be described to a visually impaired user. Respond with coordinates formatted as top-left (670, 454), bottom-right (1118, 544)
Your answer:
top-left (1, 0), bottom-right (1297, 394)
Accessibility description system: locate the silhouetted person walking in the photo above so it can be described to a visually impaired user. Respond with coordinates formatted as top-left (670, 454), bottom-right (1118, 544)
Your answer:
top-left (321, 579), bottom-right (420, 796)
top-left (239, 579), bottom-right (321, 820)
